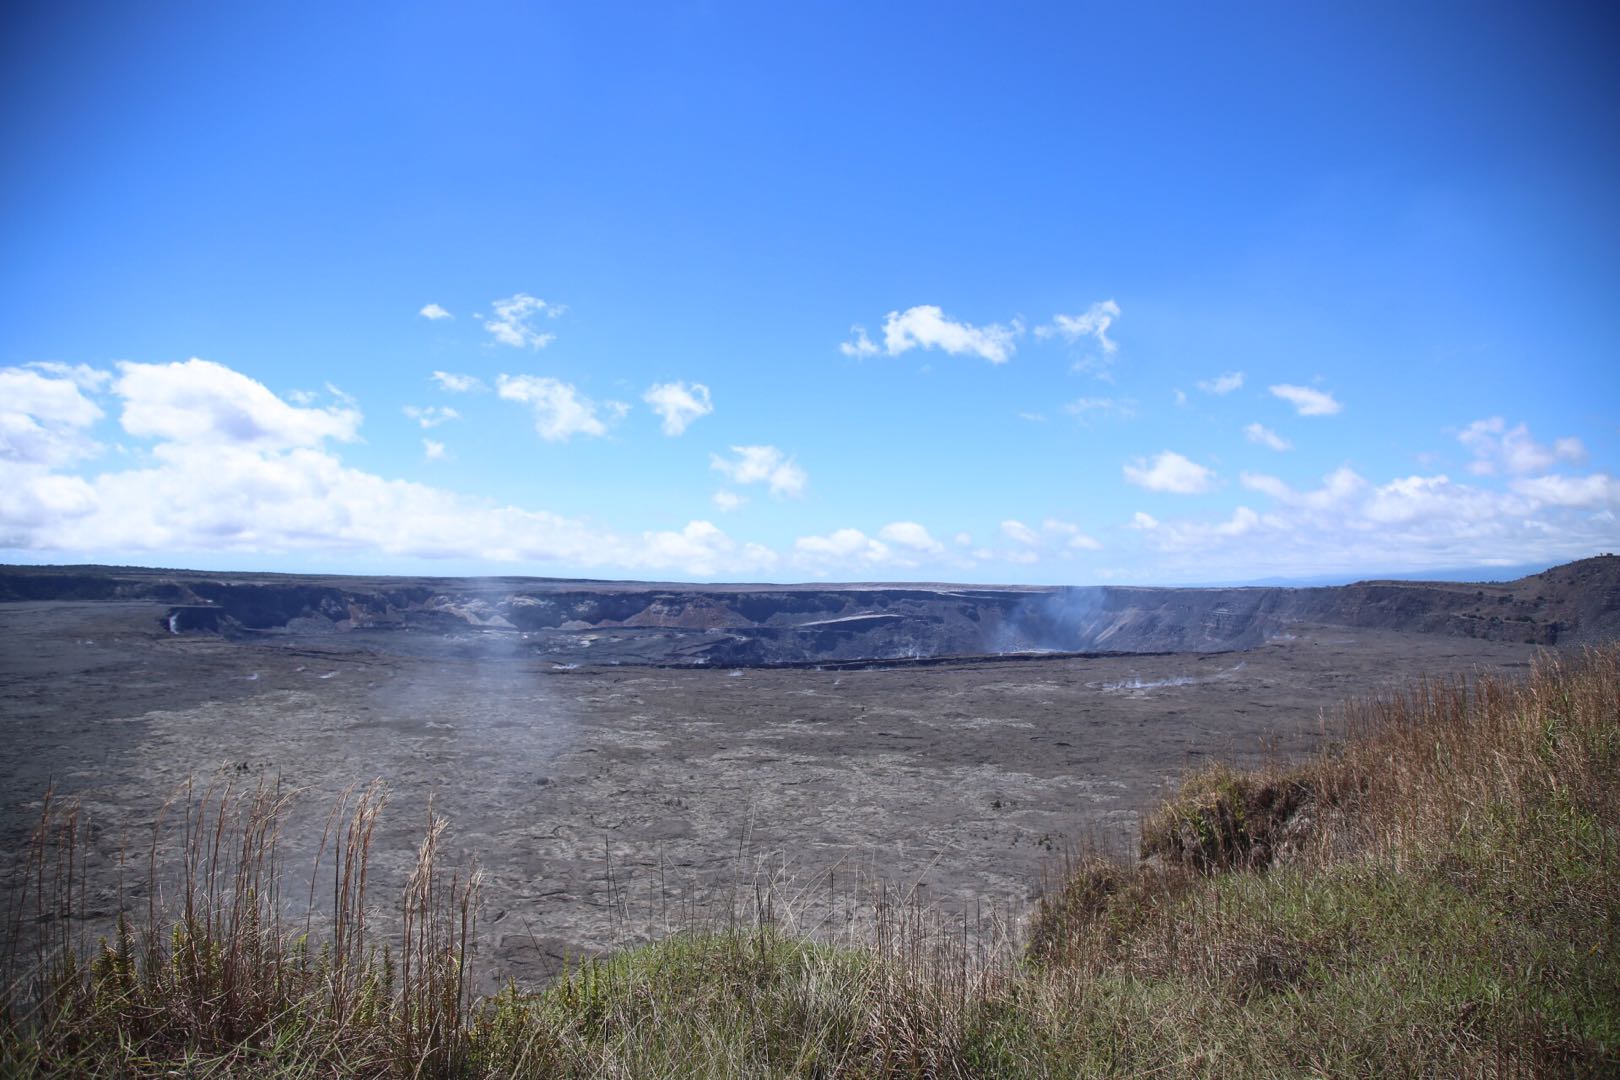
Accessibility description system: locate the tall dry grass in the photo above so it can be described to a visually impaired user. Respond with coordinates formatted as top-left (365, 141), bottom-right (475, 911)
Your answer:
top-left (1, 779), bottom-right (480, 1076)
top-left (1125, 646), bottom-right (1620, 879)
top-left (1026, 646), bottom-right (1619, 1075)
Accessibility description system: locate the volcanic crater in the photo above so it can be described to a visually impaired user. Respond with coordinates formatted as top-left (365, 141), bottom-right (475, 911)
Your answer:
top-left (1, 557), bottom-right (1615, 985)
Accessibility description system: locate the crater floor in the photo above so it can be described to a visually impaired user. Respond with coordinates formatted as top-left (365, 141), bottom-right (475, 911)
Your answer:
top-left (0, 597), bottom-right (1546, 987)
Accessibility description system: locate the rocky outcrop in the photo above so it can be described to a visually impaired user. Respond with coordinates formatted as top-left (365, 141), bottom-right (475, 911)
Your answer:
top-left (2, 556), bottom-right (1615, 665)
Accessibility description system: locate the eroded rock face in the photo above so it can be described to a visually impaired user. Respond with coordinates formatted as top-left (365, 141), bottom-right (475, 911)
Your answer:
top-left (1, 556), bottom-right (1615, 665)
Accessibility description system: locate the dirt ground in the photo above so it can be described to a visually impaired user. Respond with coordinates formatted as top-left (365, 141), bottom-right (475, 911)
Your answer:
top-left (0, 599), bottom-right (1542, 987)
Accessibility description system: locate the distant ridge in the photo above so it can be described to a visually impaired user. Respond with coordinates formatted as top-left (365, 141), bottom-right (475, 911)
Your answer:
top-left (1, 556), bottom-right (1616, 665)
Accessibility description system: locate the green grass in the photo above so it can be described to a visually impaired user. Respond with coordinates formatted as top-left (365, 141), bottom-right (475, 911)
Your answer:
top-left (5, 648), bottom-right (1618, 1076)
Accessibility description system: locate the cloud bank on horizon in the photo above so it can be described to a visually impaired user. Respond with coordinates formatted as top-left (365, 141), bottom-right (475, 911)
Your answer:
top-left (2, 324), bottom-right (1614, 583)
top-left (1, 4), bottom-right (1615, 584)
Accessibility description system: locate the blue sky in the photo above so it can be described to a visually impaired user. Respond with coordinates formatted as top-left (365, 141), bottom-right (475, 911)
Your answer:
top-left (2, 1), bottom-right (1616, 584)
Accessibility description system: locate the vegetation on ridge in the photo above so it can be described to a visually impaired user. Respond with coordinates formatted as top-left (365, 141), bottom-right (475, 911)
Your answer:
top-left (4, 648), bottom-right (1617, 1076)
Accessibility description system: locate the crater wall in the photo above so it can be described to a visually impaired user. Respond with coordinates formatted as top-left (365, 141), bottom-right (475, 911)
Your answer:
top-left (2, 556), bottom-right (1614, 666)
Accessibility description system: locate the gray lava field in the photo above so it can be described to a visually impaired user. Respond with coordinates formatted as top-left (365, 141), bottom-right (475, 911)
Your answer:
top-left (2, 558), bottom-right (1615, 986)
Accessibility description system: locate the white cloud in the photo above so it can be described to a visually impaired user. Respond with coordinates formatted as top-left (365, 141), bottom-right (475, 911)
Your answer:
top-left (0, 363), bottom-right (783, 578)
top-left (1132, 463), bottom-right (1620, 580)
top-left (642, 381), bottom-right (713, 436)
top-left (1240, 466), bottom-right (1366, 509)
top-left (1173, 389), bottom-right (1188, 407)
top-left (495, 375), bottom-right (611, 441)
top-left (423, 439), bottom-right (446, 460)
top-left (430, 371), bottom-right (486, 394)
top-left (1510, 473), bottom-right (1617, 508)
top-left (1043, 518), bottom-right (1102, 551)
top-left (1063, 396), bottom-right (1136, 421)
top-left (2, 369), bottom-right (104, 428)
top-left (839, 326), bottom-right (880, 358)
top-left (1198, 371), bottom-right (1244, 395)
top-left (419, 303), bottom-right (453, 321)
top-left (403, 405), bottom-right (460, 429)
top-left (115, 359), bottom-right (361, 449)
top-left (1239, 472), bottom-right (1292, 500)
top-left (880, 305), bottom-right (1022, 365)
top-left (1361, 474), bottom-right (1494, 526)
top-left (954, 531), bottom-right (973, 547)
top-left (1244, 422), bottom-right (1292, 451)
top-left (1017, 411), bottom-right (1048, 423)
top-left (1036, 300), bottom-right (1120, 353)
top-left (709, 445), bottom-right (807, 498)
top-left (711, 490), bottom-right (746, 512)
top-left (1214, 506), bottom-right (1261, 537)
top-left (484, 293), bottom-right (563, 349)
top-left (1269, 384), bottom-right (1342, 416)
top-left (1459, 418), bottom-right (1586, 476)
top-left (25, 361), bottom-right (112, 390)
top-left (637, 520), bottom-right (777, 579)
top-left (1555, 437), bottom-right (1587, 463)
top-left (0, 440), bottom-right (778, 575)
top-left (0, 365), bottom-right (106, 467)
top-left (997, 518), bottom-right (1101, 559)
top-left (1130, 512), bottom-right (1159, 530)
top-left (1122, 450), bottom-right (1217, 494)
top-left (878, 521), bottom-right (944, 556)
top-left (1001, 519), bottom-right (1040, 546)
top-left (793, 528), bottom-right (892, 567)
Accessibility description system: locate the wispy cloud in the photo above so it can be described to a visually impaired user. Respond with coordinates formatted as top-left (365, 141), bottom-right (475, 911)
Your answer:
top-left (422, 438), bottom-right (446, 460)
top-left (1269, 383), bottom-right (1341, 416)
top-left (642, 381), bottom-right (713, 436)
top-left (1036, 299), bottom-right (1119, 353)
top-left (25, 361), bottom-right (111, 390)
top-left (496, 375), bottom-right (611, 441)
top-left (1044, 518), bottom-right (1103, 551)
top-left (709, 445), bottom-right (807, 498)
top-left (1197, 371), bottom-right (1244, 395)
top-left (1240, 466), bottom-right (1364, 508)
top-left (403, 405), bottom-right (460, 429)
top-left (998, 517), bottom-right (1101, 557)
top-left (1459, 417), bottom-right (1585, 476)
top-left (419, 303), bottom-right (453, 320)
top-left (1123, 450), bottom-right (1217, 494)
top-left (484, 293), bottom-right (564, 349)
top-left (839, 326), bottom-right (880, 358)
top-left (1063, 396), bottom-right (1136, 421)
top-left (711, 489), bottom-right (746, 512)
top-left (1244, 422), bottom-right (1292, 451)
top-left (430, 371), bottom-right (486, 394)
